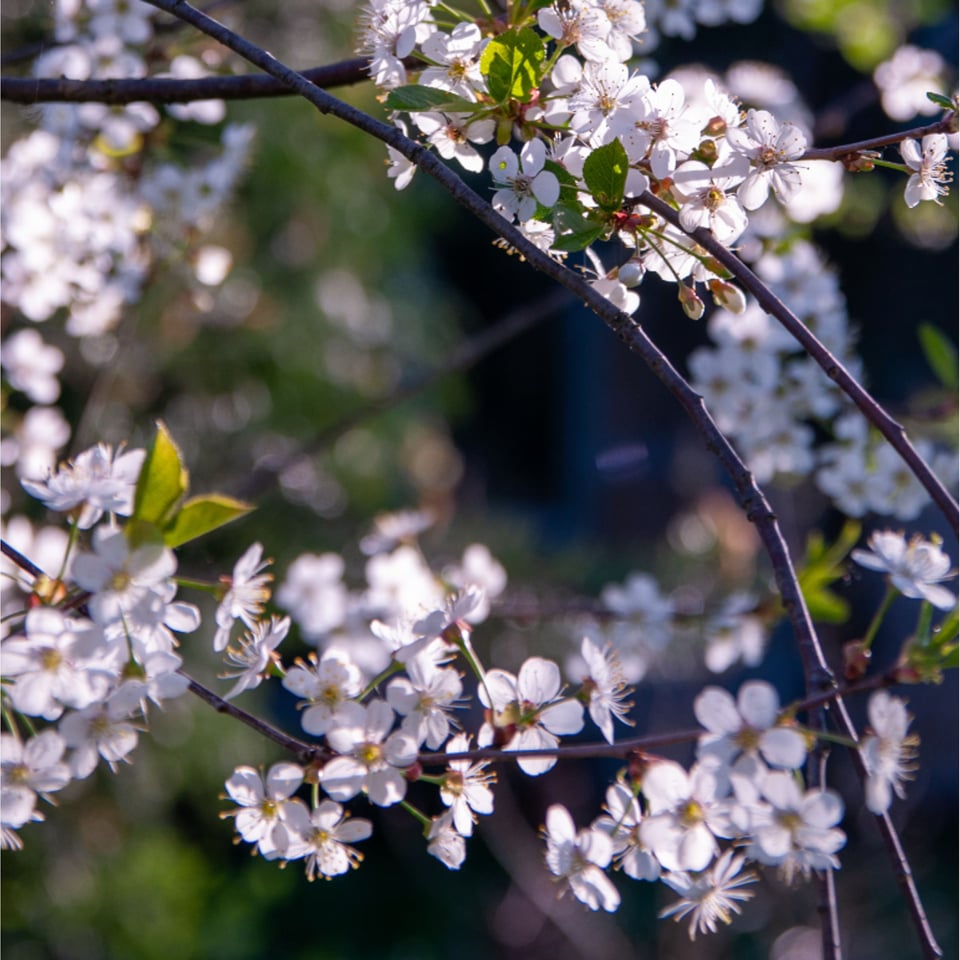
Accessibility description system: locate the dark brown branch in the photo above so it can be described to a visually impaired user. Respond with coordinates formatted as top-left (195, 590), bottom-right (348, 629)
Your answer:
top-left (800, 114), bottom-right (957, 161)
top-left (632, 190), bottom-right (960, 537)
top-left (1, 58), bottom-right (376, 105)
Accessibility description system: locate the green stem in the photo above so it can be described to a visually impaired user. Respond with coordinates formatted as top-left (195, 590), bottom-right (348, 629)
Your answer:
top-left (175, 576), bottom-right (222, 594)
top-left (400, 799), bottom-right (432, 829)
top-left (914, 601), bottom-right (934, 649)
top-left (862, 585), bottom-right (898, 653)
top-left (358, 661), bottom-right (405, 700)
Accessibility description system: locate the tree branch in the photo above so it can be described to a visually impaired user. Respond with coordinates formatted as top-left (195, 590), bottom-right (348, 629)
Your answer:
top-left (1, 58), bottom-right (378, 105)
top-left (800, 115), bottom-right (957, 161)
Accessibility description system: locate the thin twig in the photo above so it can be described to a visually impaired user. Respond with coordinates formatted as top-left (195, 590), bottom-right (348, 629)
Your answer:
top-left (632, 190), bottom-right (960, 537)
top-left (800, 115), bottom-right (957, 161)
top-left (236, 288), bottom-right (571, 501)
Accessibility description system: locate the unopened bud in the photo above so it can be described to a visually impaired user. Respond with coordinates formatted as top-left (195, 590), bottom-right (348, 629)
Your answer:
top-left (695, 138), bottom-right (718, 164)
top-left (703, 115), bottom-right (727, 137)
top-left (678, 283), bottom-right (705, 320)
top-left (618, 259), bottom-right (644, 287)
top-left (404, 760), bottom-right (423, 782)
top-left (841, 150), bottom-right (879, 173)
top-left (708, 279), bottom-right (747, 314)
top-left (843, 639), bottom-right (871, 681)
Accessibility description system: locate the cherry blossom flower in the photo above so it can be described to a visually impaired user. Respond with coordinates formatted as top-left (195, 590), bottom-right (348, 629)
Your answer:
top-left (569, 61), bottom-right (649, 145)
top-left (282, 800), bottom-right (373, 880)
top-left (639, 760), bottom-right (734, 872)
top-left (851, 530), bottom-right (956, 610)
top-left (900, 134), bottom-right (951, 208)
top-left (427, 810), bottom-right (467, 869)
top-left (221, 763), bottom-right (307, 859)
top-left (321, 699), bottom-right (418, 806)
top-left (489, 141), bottom-right (560, 223)
top-left (861, 691), bottom-right (918, 815)
top-left (478, 657), bottom-right (584, 776)
top-left (419, 23), bottom-right (487, 99)
top-left (543, 803), bottom-right (621, 912)
top-left (747, 772), bottom-right (846, 883)
top-left (412, 112), bottom-right (495, 173)
top-left (386, 652), bottom-right (463, 748)
top-left (282, 651), bottom-right (363, 736)
top-left (221, 615), bottom-right (290, 700)
top-left (1, 329), bottom-right (64, 404)
top-left (694, 680), bottom-right (808, 775)
top-left (22, 443), bottom-right (144, 529)
top-left (71, 526), bottom-right (177, 627)
top-left (0, 731), bottom-right (71, 805)
top-left (575, 637), bottom-right (633, 744)
top-left (2, 607), bottom-right (112, 720)
top-left (442, 544), bottom-right (507, 623)
top-left (593, 781), bottom-right (660, 881)
top-left (59, 698), bottom-right (141, 779)
top-left (213, 542), bottom-right (273, 652)
top-left (726, 109), bottom-right (808, 209)
top-left (440, 733), bottom-right (495, 837)
top-left (538, 1), bottom-right (617, 64)
top-left (622, 78), bottom-right (702, 176)
top-left (658, 849), bottom-right (756, 939)
top-left (276, 551), bottom-right (347, 639)
top-left (673, 156), bottom-right (750, 244)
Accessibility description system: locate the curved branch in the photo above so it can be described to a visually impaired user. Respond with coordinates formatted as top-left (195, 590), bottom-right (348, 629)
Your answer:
top-left (632, 190), bottom-right (960, 537)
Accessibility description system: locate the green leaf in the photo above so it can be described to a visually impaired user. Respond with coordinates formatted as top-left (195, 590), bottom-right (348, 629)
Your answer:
top-left (550, 205), bottom-right (607, 252)
top-left (384, 85), bottom-right (482, 114)
top-left (918, 323), bottom-right (959, 392)
top-left (131, 421), bottom-right (189, 532)
top-left (797, 519), bottom-right (861, 624)
top-left (479, 28), bottom-right (545, 104)
top-left (162, 495), bottom-right (255, 548)
top-left (926, 92), bottom-right (955, 109)
top-left (582, 139), bottom-right (629, 212)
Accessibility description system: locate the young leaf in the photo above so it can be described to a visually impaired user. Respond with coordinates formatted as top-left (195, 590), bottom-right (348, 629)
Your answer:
top-left (582, 139), bottom-right (629, 212)
top-left (479, 28), bottom-right (545, 104)
top-left (163, 495), bottom-right (255, 548)
top-left (918, 323), bottom-right (959, 392)
top-left (797, 519), bottom-right (861, 624)
top-left (385, 85), bottom-right (481, 114)
top-left (550, 205), bottom-right (607, 252)
top-left (926, 91), bottom-right (955, 110)
top-left (131, 421), bottom-right (189, 532)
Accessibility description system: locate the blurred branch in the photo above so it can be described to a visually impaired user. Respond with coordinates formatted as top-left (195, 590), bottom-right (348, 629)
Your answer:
top-left (633, 190), bottom-right (960, 537)
top-left (236, 288), bottom-right (571, 502)
top-left (1, 57), bottom-right (377, 104)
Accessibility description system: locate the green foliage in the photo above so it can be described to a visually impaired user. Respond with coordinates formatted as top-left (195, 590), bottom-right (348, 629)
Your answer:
top-left (797, 520), bottom-right (861, 623)
top-left (384, 85), bottom-right (481, 114)
top-left (582, 139), bottom-right (629, 213)
top-left (130, 422), bottom-right (252, 548)
top-left (918, 323), bottom-right (959, 392)
top-left (479, 27), bottom-right (545, 103)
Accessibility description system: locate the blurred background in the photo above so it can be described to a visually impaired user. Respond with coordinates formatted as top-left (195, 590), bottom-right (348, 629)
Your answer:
top-left (1, 0), bottom-right (957, 957)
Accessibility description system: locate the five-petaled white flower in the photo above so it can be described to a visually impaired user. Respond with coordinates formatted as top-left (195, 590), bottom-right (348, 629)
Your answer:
top-left (283, 800), bottom-right (373, 880)
top-left (221, 762), bottom-right (307, 859)
top-left (543, 803), bottom-right (621, 912)
top-left (220, 614), bottom-right (290, 700)
top-left (320, 699), bottom-right (418, 807)
top-left (658, 849), bottom-right (757, 940)
top-left (214, 543), bottom-right (274, 652)
top-left (478, 657), bottom-right (584, 776)
top-left (861, 690), bottom-right (918, 815)
top-left (726, 109), bottom-right (808, 209)
top-left (489, 141), bottom-right (560, 223)
top-left (852, 530), bottom-right (956, 610)
top-left (900, 133), bottom-right (951, 208)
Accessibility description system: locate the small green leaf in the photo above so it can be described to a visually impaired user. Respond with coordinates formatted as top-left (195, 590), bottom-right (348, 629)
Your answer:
top-left (797, 519), bottom-right (861, 624)
top-left (926, 91), bottom-right (955, 109)
top-left (550, 205), bottom-right (607, 252)
top-left (479, 27), bottom-right (545, 104)
top-left (384, 85), bottom-right (482, 114)
top-left (918, 323), bottom-right (959, 392)
top-left (132, 421), bottom-right (189, 532)
top-left (582, 139), bottom-right (629, 212)
top-left (162, 494), bottom-right (254, 548)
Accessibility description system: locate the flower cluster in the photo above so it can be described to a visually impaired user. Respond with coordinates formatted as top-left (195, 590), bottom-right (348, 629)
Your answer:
top-left (358, 0), bottom-right (956, 520)
top-left (1, 0), bottom-right (253, 492)
top-left (1, 434), bottom-right (950, 942)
